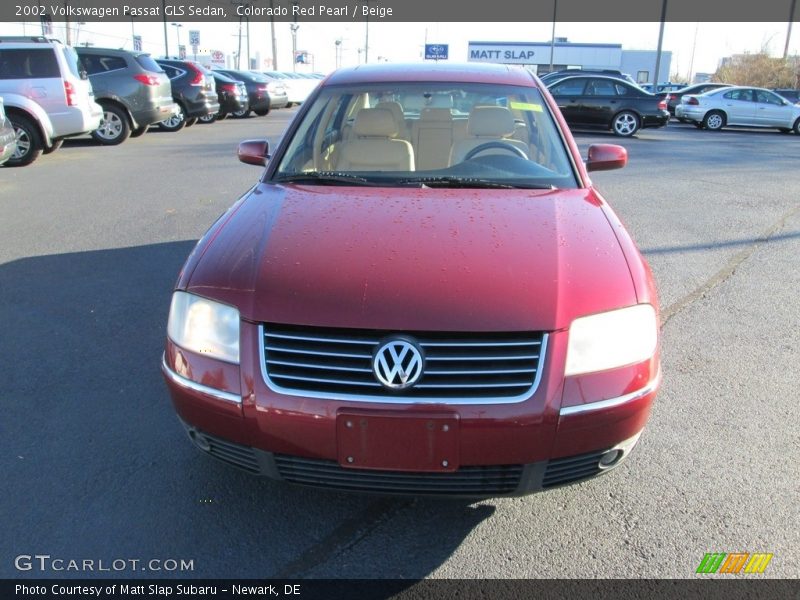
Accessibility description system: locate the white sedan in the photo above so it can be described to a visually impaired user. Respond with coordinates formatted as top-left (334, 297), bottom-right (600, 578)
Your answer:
top-left (676, 86), bottom-right (800, 133)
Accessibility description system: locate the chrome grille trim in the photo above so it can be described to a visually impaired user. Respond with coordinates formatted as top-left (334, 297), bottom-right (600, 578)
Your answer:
top-left (259, 324), bottom-right (548, 405)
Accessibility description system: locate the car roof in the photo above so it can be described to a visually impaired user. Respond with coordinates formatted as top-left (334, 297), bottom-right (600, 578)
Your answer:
top-left (325, 62), bottom-right (538, 87)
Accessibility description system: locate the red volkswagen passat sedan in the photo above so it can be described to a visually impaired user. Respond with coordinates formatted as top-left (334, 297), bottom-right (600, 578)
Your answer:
top-left (162, 63), bottom-right (661, 496)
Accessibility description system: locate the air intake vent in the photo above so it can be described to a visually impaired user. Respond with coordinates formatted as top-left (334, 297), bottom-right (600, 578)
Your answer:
top-left (275, 455), bottom-right (522, 495)
top-left (542, 450), bottom-right (606, 488)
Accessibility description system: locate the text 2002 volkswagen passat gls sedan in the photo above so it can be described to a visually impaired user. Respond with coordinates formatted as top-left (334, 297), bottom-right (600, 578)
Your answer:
top-left (162, 63), bottom-right (661, 497)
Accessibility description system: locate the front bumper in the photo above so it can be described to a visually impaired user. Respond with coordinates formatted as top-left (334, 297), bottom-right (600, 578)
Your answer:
top-left (162, 321), bottom-right (660, 497)
top-left (176, 415), bottom-right (645, 497)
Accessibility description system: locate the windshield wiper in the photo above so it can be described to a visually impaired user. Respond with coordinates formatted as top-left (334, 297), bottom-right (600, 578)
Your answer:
top-left (397, 176), bottom-right (555, 190)
top-left (272, 172), bottom-right (380, 186)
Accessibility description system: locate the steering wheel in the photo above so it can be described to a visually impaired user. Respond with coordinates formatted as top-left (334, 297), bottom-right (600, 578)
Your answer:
top-left (463, 141), bottom-right (529, 161)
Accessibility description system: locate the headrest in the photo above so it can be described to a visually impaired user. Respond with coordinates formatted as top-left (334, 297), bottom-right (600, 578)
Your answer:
top-left (353, 108), bottom-right (398, 137)
top-left (429, 94), bottom-right (453, 108)
top-left (467, 106), bottom-right (516, 137)
top-left (420, 107), bottom-right (452, 122)
top-left (376, 101), bottom-right (406, 127)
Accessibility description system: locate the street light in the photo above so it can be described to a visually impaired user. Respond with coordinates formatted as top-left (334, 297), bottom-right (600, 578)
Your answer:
top-left (171, 22), bottom-right (183, 58)
top-left (335, 38), bottom-right (342, 69)
top-left (130, 15), bottom-right (137, 50)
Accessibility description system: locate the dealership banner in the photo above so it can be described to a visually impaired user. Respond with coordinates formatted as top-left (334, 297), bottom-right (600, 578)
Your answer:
top-left (2, 0), bottom-right (799, 22)
top-left (3, 579), bottom-right (800, 599)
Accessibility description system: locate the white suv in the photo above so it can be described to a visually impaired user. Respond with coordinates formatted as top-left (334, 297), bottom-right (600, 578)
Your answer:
top-left (0, 36), bottom-right (102, 166)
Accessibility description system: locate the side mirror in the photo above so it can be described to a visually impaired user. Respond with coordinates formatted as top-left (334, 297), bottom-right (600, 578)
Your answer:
top-left (586, 143), bottom-right (627, 172)
top-left (238, 139), bottom-right (270, 166)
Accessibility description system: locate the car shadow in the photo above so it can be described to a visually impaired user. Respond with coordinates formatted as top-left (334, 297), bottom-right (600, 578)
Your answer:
top-left (0, 241), bottom-right (496, 581)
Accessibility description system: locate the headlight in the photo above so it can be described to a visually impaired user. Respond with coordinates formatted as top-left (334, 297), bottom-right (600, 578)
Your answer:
top-left (565, 304), bottom-right (657, 376)
top-left (167, 291), bottom-right (240, 364)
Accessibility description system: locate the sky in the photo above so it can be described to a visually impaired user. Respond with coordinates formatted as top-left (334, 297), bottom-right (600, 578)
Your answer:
top-left (2, 20), bottom-right (798, 79)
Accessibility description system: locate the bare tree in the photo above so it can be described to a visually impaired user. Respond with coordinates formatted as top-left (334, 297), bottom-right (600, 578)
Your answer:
top-left (714, 48), bottom-right (800, 88)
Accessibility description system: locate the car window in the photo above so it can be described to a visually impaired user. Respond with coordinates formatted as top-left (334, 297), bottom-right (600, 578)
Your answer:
top-left (275, 82), bottom-right (578, 189)
top-left (585, 79), bottom-right (617, 96)
top-left (723, 89), bottom-right (753, 102)
top-left (135, 54), bottom-right (164, 73)
top-left (0, 48), bottom-right (60, 79)
top-left (161, 65), bottom-right (181, 79)
top-left (550, 79), bottom-right (586, 96)
top-left (61, 46), bottom-right (88, 80)
top-left (83, 54), bottom-right (127, 75)
top-left (755, 90), bottom-right (784, 105)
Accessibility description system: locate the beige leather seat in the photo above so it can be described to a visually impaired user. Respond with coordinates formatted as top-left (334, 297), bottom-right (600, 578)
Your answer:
top-left (335, 108), bottom-right (415, 172)
top-left (411, 107), bottom-right (454, 171)
top-left (450, 106), bottom-right (530, 164)
top-left (376, 101), bottom-right (409, 141)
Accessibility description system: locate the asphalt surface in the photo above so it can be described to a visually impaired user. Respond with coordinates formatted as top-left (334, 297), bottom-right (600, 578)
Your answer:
top-left (1, 113), bottom-right (798, 580)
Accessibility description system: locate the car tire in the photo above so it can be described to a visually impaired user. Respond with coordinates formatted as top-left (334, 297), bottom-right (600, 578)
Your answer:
top-left (158, 107), bottom-right (187, 132)
top-left (231, 108), bottom-right (251, 118)
top-left (703, 111), bottom-right (725, 131)
top-left (185, 117), bottom-right (198, 127)
top-left (254, 107), bottom-right (270, 116)
top-left (678, 117), bottom-right (689, 123)
top-left (778, 127), bottom-right (792, 134)
top-left (217, 112), bottom-right (228, 121)
top-left (42, 138), bottom-right (64, 154)
top-left (285, 102), bottom-right (294, 108)
top-left (130, 126), bottom-right (148, 138)
top-left (7, 114), bottom-right (43, 167)
top-left (793, 118), bottom-right (800, 135)
top-left (198, 114), bottom-right (217, 124)
top-left (91, 104), bottom-right (131, 145)
top-left (611, 111), bottom-right (640, 137)
top-left (693, 122), bottom-right (704, 129)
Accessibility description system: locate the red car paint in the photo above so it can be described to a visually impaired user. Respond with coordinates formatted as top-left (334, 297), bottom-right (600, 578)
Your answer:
top-left (163, 63), bottom-right (661, 496)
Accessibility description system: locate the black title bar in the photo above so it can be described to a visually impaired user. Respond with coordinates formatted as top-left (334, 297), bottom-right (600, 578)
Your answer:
top-left (2, 0), bottom-right (800, 23)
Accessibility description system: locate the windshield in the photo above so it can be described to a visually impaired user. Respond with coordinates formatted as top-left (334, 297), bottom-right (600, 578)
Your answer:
top-left (274, 82), bottom-right (578, 189)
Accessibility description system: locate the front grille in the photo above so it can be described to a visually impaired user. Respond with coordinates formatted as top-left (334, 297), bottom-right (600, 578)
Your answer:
top-left (262, 323), bottom-right (546, 402)
top-left (275, 455), bottom-right (522, 495)
top-left (203, 433), bottom-right (260, 474)
top-left (542, 450), bottom-right (605, 488)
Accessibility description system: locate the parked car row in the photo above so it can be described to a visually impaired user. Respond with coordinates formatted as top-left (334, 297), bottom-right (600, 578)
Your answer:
top-left (0, 36), bottom-right (298, 167)
top-left (542, 69), bottom-right (800, 137)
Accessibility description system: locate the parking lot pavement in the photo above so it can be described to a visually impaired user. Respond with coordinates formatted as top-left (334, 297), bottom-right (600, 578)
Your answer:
top-left (1, 117), bottom-right (798, 578)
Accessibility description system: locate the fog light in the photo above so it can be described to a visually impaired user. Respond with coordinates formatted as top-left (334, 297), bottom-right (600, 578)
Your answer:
top-left (188, 429), bottom-right (211, 451)
top-left (599, 449), bottom-right (623, 469)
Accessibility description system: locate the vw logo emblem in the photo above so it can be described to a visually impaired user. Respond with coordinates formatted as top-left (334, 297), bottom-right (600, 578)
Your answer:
top-left (373, 338), bottom-right (424, 390)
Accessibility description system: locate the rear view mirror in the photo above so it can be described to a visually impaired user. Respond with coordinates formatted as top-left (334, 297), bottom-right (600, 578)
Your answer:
top-left (238, 139), bottom-right (270, 166)
top-left (586, 144), bottom-right (627, 172)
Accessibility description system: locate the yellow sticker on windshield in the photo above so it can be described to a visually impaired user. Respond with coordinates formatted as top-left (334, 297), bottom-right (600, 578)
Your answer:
top-left (510, 101), bottom-right (543, 112)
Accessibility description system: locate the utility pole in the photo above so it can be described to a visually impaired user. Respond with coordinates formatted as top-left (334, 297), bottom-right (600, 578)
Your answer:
top-left (64, 0), bottom-right (71, 46)
top-left (236, 17), bottom-right (243, 68)
top-left (246, 15), bottom-right (251, 69)
top-left (162, 0), bottom-right (169, 57)
top-left (784, 0), bottom-right (797, 59)
top-left (290, 1), bottom-right (299, 72)
top-left (549, 0), bottom-right (557, 72)
top-left (653, 0), bottom-right (667, 87)
top-left (270, 0), bottom-right (278, 70)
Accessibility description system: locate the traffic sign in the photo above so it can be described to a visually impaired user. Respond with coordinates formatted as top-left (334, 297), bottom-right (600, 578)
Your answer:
top-left (425, 44), bottom-right (449, 60)
top-left (178, 45), bottom-right (186, 60)
top-left (133, 35), bottom-right (142, 52)
top-left (189, 30), bottom-right (200, 46)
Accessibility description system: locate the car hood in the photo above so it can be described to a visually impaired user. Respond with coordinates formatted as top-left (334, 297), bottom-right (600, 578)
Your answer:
top-left (186, 184), bottom-right (637, 332)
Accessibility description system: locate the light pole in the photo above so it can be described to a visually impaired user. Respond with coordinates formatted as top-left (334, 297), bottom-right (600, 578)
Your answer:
top-left (171, 22), bottom-right (183, 59)
top-left (362, 0), bottom-right (374, 64)
top-left (335, 38), bottom-right (342, 69)
top-left (130, 15), bottom-right (137, 50)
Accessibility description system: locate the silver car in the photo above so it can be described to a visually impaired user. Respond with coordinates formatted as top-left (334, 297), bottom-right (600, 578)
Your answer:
top-left (0, 36), bottom-right (103, 165)
top-left (677, 85), bottom-right (800, 134)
